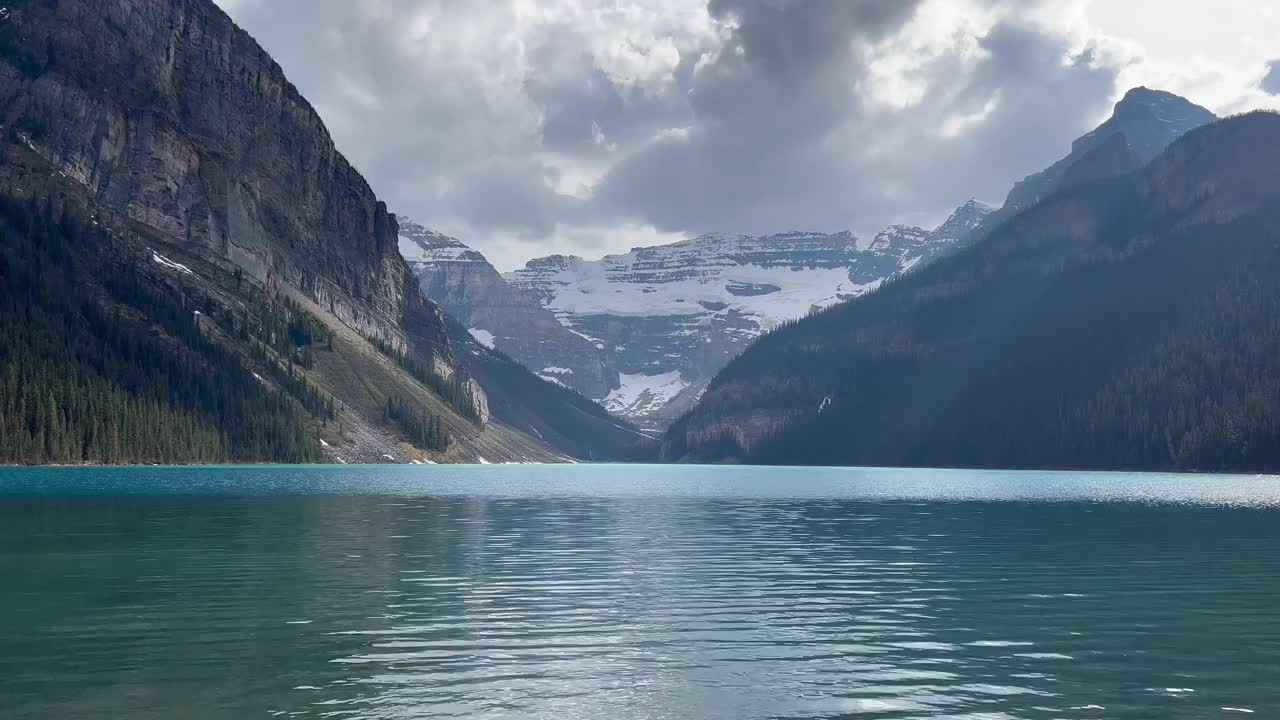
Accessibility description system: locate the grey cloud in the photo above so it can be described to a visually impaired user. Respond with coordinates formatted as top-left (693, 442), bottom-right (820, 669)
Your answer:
top-left (690, 0), bottom-right (923, 140)
top-left (594, 10), bottom-right (1123, 239)
top-left (444, 158), bottom-right (585, 237)
top-left (705, 0), bottom-right (922, 84)
top-left (890, 22), bottom-right (1122, 206)
top-left (215, 0), bottom-right (1125, 266)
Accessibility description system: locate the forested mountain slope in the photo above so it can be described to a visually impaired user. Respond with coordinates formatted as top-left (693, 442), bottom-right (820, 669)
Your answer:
top-left (664, 112), bottom-right (1280, 472)
top-left (0, 196), bottom-right (321, 464)
top-left (0, 0), bottom-right (617, 463)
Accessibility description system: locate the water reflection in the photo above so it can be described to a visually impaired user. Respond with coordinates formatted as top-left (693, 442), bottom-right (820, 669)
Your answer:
top-left (1, 475), bottom-right (1279, 718)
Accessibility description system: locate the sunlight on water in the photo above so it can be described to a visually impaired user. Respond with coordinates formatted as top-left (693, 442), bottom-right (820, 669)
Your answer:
top-left (1, 466), bottom-right (1279, 719)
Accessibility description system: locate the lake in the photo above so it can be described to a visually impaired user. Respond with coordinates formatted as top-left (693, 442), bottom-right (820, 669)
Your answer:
top-left (2, 465), bottom-right (1279, 719)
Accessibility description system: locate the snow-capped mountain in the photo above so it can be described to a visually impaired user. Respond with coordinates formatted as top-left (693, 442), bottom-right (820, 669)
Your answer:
top-left (849, 199), bottom-right (992, 287)
top-left (503, 201), bottom-right (992, 428)
top-left (397, 222), bottom-right (489, 265)
top-left (400, 204), bottom-right (989, 431)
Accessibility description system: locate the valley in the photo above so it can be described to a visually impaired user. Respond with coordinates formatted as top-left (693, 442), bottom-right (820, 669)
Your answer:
top-left (408, 200), bottom-right (994, 430)
top-left (0, 0), bottom-right (1269, 473)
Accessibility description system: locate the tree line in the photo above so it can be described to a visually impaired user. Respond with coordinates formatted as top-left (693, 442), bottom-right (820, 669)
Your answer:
top-left (370, 337), bottom-right (481, 423)
top-left (384, 396), bottom-right (451, 452)
top-left (0, 196), bottom-right (321, 464)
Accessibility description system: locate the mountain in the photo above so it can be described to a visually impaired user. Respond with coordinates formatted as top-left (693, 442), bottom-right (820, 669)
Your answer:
top-left (399, 219), bottom-right (654, 458)
top-left (502, 202), bottom-right (991, 429)
top-left (399, 220), bottom-right (614, 397)
top-left (968, 87), bottom-right (1216, 244)
top-left (437, 311), bottom-right (656, 461)
top-left (0, 0), bottom-right (616, 464)
top-left (663, 111), bottom-right (1280, 472)
top-left (851, 199), bottom-right (993, 285)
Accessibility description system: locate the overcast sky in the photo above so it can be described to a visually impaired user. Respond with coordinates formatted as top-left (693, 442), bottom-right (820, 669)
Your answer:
top-left (214, 0), bottom-right (1280, 271)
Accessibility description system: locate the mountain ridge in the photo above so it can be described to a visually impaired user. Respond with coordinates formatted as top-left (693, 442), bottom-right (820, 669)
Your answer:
top-left (663, 110), bottom-right (1280, 471)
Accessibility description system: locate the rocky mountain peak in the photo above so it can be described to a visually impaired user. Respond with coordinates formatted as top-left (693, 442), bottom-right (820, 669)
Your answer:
top-left (522, 255), bottom-right (585, 272)
top-left (1072, 86), bottom-right (1217, 164)
top-left (868, 225), bottom-right (929, 253)
top-left (934, 199), bottom-right (994, 240)
top-left (1115, 86), bottom-right (1201, 112)
top-left (397, 218), bottom-right (487, 264)
top-left (971, 87), bottom-right (1216, 243)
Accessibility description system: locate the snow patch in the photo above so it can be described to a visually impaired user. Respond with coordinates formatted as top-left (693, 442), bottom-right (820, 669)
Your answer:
top-left (468, 328), bottom-right (496, 349)
top-left (151, 251), bottom-right (193, 275)
top-left (523, 259), bottom-right (858, 332)
top-left (397, 221), bottom-right (488, 264)
top-left (399, 234), bottom-right (475, 263)
top-left (559, 321), bottom-right (608, 348)
top-left (318, 438), bottom-right (330, 448)
top-left (541, 367), bottom-right (573, 375)
top-left (603, 371), bottom-right (690, 417)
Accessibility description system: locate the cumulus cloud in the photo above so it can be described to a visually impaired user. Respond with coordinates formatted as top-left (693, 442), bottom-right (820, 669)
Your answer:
top-left (212, 0), bottom-right (1268, 269)
top-left (593, 0), bottom-right (1125, 238)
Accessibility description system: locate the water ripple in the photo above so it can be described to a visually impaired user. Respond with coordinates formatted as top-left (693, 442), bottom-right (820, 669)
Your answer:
top-left (1, 472), bottom-right (1278, 719)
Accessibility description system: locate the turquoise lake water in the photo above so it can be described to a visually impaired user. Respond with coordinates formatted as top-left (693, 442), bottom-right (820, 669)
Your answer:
top-left (1, 465), bottom-right (1278, 718)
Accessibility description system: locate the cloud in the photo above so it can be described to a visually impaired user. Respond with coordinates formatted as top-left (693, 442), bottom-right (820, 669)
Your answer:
top-left (211, 0), bottom-right (1267, 270)
top-left (592, 1), bottom-right (1124, 238)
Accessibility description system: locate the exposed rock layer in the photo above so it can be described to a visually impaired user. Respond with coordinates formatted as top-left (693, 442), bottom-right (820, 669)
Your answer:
top-left (0, 0), bottom-right (624, 461)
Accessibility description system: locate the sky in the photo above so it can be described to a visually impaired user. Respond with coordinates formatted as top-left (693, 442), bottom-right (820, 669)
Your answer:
top-left (213, 0), bottom-right (1280, 271)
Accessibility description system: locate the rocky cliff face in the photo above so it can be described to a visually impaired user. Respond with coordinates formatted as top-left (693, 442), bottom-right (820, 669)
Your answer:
top-left (0, 0), bottom-right (583, 462)
top-left (503, 202), bottom-right (991, 429)
top-left (0, 0), bottom-right (454, 366)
